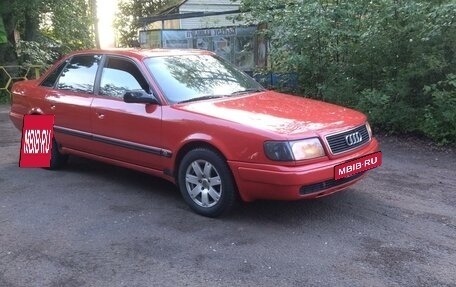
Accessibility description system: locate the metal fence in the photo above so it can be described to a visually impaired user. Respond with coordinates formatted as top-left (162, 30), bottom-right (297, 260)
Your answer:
top-left (0, 65), bottom-right (43, 99)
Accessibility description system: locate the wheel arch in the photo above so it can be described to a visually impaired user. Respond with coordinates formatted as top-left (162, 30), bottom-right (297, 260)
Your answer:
top-left (28, 107), bottom-right (44, 115)
top-left (174, 140), bottom-right (227, 180)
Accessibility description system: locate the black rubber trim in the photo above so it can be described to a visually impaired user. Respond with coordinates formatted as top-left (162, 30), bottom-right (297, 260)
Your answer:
top-left (299, 172), bottom-right (365, 195)
top-left (54, 126), bottom-right (172, 158)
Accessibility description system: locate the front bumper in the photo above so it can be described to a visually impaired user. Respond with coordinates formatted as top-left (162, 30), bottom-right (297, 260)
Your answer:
top-left (228, 138), bottom-right (379, 202)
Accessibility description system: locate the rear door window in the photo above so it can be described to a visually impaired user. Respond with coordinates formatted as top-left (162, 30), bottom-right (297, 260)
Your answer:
top-left (40, 59), bottom-right (69, 88)
top-left (55, 54), bottom-right (102, 94)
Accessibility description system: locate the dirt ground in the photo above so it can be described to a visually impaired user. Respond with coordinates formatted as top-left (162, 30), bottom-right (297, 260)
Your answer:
top-left (0, 105), bottom-right (455, 287)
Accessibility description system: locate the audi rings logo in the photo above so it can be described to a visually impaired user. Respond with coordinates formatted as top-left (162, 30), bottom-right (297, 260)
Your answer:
top-left (345, 132), bottom-right (363, 146)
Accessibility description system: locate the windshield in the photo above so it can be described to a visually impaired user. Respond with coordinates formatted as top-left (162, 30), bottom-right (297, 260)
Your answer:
top-left (144, 54), bottom-right (264, 104)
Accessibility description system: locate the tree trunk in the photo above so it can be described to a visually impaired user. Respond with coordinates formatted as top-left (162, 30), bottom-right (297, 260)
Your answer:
top-left (24, 9), bottom-right (38, 41)
top-left (90, 0), bottom-right (100, 48)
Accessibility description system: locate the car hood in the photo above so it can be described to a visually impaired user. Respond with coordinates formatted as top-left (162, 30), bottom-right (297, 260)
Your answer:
top-left (176, 91), bottom-right (366, 137)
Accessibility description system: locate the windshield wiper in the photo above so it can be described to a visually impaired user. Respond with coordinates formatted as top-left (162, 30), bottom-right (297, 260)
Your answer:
top-left (230, 88), bottom-right (265, 96)
top-left (178, 95), bottom-right (224, 104)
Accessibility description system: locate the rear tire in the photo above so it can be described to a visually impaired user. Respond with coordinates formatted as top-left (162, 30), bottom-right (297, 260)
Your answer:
top-left (178, 148), bottom-right (237, 217)
top-left (46, 137), bottom-right (68, 170)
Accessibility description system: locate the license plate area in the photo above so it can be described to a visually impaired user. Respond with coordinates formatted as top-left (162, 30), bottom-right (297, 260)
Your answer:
top-left (334, 151), bottom-right (382, 180)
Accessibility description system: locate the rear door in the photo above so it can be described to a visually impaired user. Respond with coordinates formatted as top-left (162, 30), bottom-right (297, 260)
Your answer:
top-left (90, 56), bottom-right (164, 170)
top-left (44, 54), bottom-right (101, 151)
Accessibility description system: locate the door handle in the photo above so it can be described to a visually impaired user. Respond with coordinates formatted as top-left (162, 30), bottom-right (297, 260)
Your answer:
top-left (97, 113), bottom-right (105, 119)
top-left (50, 105), bottom-right (56, 110)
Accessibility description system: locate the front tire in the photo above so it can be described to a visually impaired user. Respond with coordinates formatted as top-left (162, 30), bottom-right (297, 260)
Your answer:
top-left (178, 148), bottom-right (237, 217)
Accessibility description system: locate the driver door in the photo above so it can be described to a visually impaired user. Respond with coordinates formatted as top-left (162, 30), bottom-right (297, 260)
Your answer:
top-left (90, 56), bottom-right (163, 170)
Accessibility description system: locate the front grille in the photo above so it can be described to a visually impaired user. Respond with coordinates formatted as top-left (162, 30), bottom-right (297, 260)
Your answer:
top-left (299, 172), bottom-right (365, 195)
top-left (325, 124), bottom-right (370, 154)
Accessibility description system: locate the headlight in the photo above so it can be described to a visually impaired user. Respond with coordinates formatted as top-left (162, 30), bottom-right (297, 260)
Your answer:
top-left (290, 138), bottom-right (326, 160)
top-left (264, 141), bottom-right (294, 161)
top-left (264, 138), bottom-right (326, 161)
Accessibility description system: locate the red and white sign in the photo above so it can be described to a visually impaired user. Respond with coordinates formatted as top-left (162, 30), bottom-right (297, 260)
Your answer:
top-left (334, 151), bottom-right (382, 180)
top-left (19, 115), bottom-right (54, 168)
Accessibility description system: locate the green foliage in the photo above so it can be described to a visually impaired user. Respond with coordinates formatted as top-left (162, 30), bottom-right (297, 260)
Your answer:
top-left (39, 0), bottom-right (95, 53)
top-left (422, 74), bottom-right (456, 145)
top-left (239, 0), bottom-right (456, 144)
top-left (0, 0), bottom-right (96, 65)
top-left (0, 16), bottom-right (7, 44)
top-left (16, 40), bottom-right (59, 67)
top-left (357, 89), bottom-right (391, 129)
top-left (0, 90), bottom-right (9, 104)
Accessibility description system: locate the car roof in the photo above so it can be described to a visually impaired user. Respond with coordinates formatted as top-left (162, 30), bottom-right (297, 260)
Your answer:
top-left (66, 48), bottom-right (214, 61)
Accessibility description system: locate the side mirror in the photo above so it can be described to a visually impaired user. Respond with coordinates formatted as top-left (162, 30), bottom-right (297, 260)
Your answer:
top-left (123, 90), bottom-right (159, 104)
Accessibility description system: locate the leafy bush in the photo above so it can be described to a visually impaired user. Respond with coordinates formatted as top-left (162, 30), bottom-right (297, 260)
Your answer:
top-left (356, 89), bottom-right (391, 130)
top-left (16, 40), bottom-right (59, 68)
top-left (422, 74), bottom-right (456, 145)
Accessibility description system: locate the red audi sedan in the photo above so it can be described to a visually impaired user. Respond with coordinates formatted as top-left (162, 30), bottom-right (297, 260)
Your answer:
top-left (10, 49), bottom-right (380, 217)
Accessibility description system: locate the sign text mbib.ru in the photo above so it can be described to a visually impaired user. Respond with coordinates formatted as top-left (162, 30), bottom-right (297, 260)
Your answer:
top-left (19, 115), bottom-right (54, 168)
top-left (334, 151), bottom-right (382, 180)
